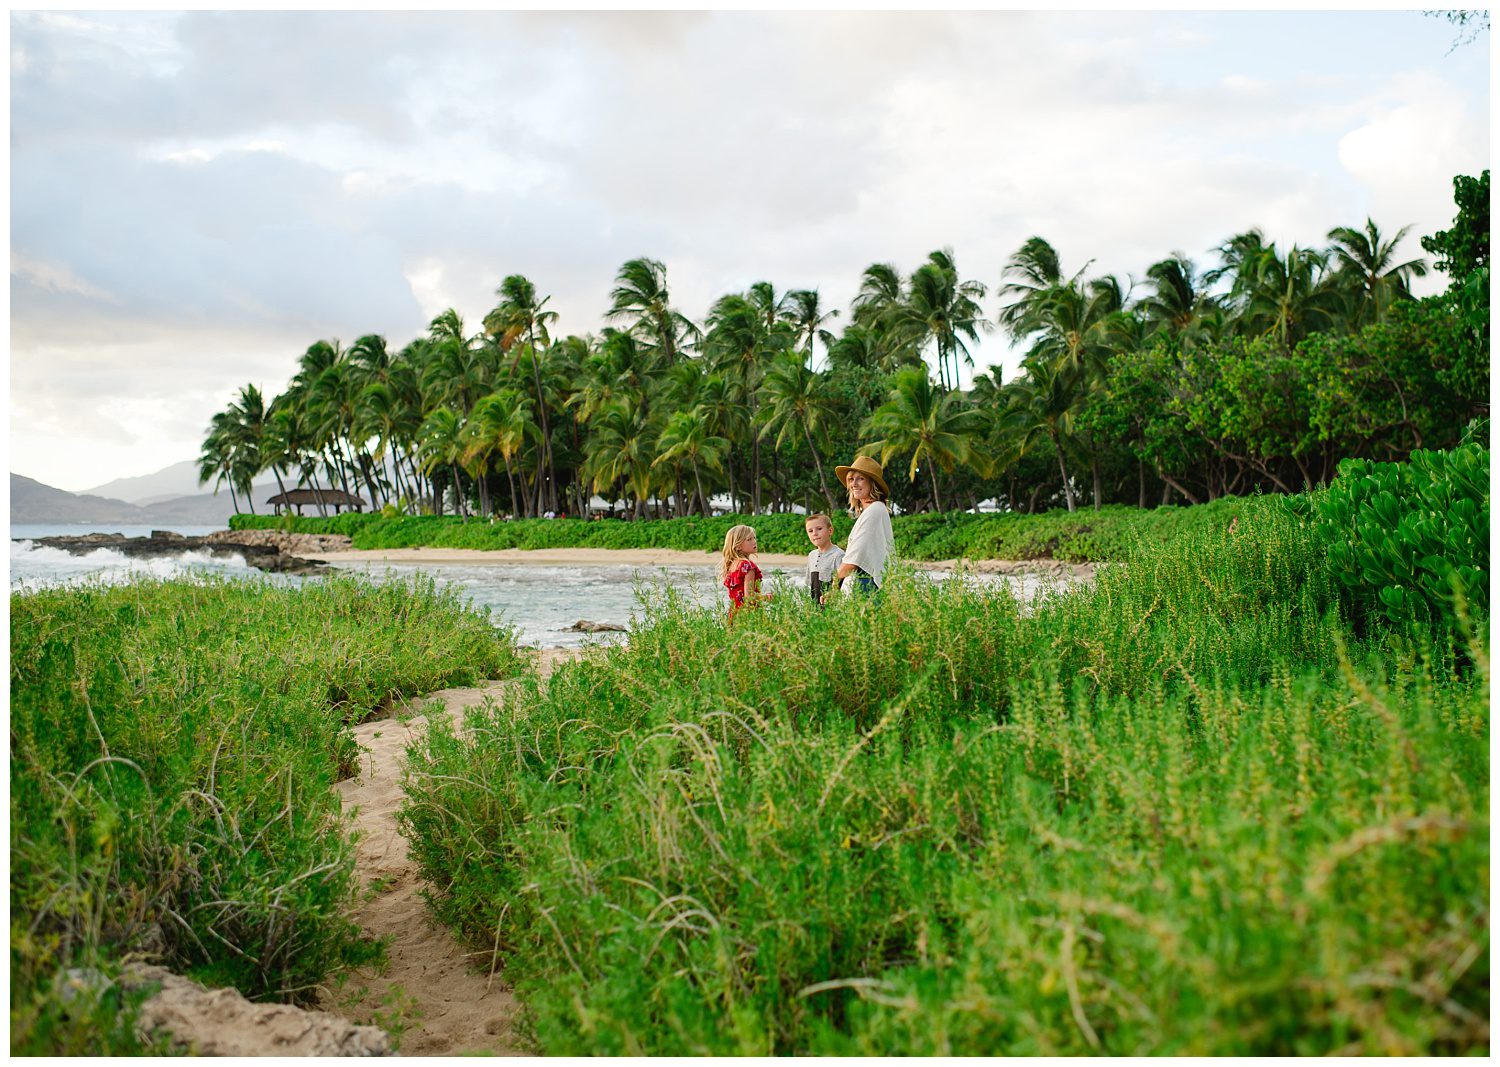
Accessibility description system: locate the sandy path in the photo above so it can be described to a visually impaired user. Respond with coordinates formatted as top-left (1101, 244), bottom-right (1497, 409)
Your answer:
top-left (320, 649), bottom-right (579, 1055)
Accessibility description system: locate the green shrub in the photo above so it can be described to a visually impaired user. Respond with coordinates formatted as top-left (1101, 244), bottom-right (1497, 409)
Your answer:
top-left (10, 575), bottom-right (524, 1053)
top-left (1311, 442), bottom-right (1489, 633)
top-left (398, 495), bottom-right (1488, 1054)
top-left (231, 501), bottom-right (1251, 563)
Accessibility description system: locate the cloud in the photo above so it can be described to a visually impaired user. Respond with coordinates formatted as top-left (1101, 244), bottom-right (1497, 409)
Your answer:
top-left (1338, 71), bottom-right (1489, 258)
top-left (9, 10), bottom-right (1490, 487)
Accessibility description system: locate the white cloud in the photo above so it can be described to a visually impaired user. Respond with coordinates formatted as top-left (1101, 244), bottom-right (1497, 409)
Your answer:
top-left (9, 10), bottom-right (1490, 485)
top-left (1338, 71), bottom-right (1488, 252)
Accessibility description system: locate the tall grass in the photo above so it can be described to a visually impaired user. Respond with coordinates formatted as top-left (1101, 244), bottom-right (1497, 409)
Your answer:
top-left (10, 574), bottom-right (524, 1054)
top-left (400, 496), bottom-right (1488, 1055)
top-left (229, 497), bottom-right (1247, 562)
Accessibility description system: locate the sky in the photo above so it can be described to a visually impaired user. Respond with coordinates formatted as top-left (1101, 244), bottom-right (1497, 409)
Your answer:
top-left (8, 8), bottom-right (1491, 492)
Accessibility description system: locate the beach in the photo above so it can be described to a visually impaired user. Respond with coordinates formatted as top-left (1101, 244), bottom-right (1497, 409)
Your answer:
top-left (299, 544), bottom-right (1097, 578)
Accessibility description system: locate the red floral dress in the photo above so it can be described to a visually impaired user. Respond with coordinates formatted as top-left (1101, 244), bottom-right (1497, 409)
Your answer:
top-left (724, 558), bottom-right (763, 615)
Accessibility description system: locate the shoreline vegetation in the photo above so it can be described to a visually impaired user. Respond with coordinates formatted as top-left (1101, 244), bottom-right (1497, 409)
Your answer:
top-left (399, 486), bottom-right (1489, 1056)
top-left (229, 497), bottom-right (1246, 565)
top-left (9, 439), bottom-right (1489, 1054)
top-left (10, 575), bottom-right (526, 1054)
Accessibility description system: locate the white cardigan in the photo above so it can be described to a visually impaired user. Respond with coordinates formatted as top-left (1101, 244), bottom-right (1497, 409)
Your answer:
top-left (842, 500), bottom-right (894, 586)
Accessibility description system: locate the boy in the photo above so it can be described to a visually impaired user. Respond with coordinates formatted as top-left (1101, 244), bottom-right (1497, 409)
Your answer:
top-left (804, 513), bottom-right (845, 604)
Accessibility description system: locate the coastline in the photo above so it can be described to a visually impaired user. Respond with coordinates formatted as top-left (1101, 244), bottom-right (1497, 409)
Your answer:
top-left (299, 544), bottom-right (1096, 578)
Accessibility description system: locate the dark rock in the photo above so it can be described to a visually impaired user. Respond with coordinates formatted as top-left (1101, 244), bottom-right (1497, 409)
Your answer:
top-left (564, 620), bottom-right (628, 633)
top-left (22, 534), bottom-right (326, 577)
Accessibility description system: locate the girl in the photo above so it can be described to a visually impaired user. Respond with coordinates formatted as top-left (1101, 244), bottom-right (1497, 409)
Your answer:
top-left (720, 524), bottom-right (769, 619)
top-left (833, 455), bottom-right (893, 597)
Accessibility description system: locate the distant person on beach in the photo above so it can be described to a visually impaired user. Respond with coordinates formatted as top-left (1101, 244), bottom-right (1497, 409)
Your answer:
top-left (804, 512), bottom-right (844, 604)
top-left (833, 455), bottom-right (893, 598)
top-left (721, 524), bottom-right (770, 620)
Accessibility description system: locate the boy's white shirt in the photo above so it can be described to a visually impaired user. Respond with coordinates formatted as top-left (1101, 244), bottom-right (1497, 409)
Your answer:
top-left (807, 543), bottom-right (845, 583)
top-left (842, 500), bottom-right (894, 586)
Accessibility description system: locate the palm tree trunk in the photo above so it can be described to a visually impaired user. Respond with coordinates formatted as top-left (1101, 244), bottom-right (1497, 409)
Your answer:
top-left (1050, 428), bottom-right (1076, 512)
top-left (503, 455), bottom-right (519, 517)
top-left (930, 464), bottom-right (943, 512)
top-left (750, 392), bottom-right (761, 514)
top-left (227, 476), bottom-right (241, 515)
top-left (527, 327), bottom-right (556, 513)
top-left (802, 420), bottom-right (835, 509)
top-left (693, 462), bottom-right (708, 516)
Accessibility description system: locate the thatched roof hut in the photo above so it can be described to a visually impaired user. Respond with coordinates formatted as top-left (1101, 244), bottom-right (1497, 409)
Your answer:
top-left (265, 488), bottom-right (366, 515)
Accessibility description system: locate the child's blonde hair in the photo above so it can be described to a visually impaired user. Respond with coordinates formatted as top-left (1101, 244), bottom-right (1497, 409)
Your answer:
top-left (804, 512), bottom-right (832, 529)
top-left (720, 524), bottom-right (756, 579)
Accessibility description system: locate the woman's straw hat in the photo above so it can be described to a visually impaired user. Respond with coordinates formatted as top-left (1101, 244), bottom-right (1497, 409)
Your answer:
top-left (834, 454), bottom-right (889, 498)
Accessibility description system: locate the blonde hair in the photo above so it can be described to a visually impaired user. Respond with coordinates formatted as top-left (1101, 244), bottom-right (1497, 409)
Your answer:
top-left (720, 524), bottom-right (756, 579)
top-left (804, 512), bottom-right (832, 529)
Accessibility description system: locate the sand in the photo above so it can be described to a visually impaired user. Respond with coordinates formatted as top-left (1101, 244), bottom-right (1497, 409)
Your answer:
top-left (315, 648), bottom-right (580, 1055)
top-left (301, 545), bottom-right (1096, 577)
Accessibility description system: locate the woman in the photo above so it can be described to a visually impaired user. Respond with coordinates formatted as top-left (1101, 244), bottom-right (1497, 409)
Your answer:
top-left (833, 455), bottom-right (893, 596)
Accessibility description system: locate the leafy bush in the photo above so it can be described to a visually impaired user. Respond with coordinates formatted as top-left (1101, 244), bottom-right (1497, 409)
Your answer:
top-left (10, 575), bottom-right (524, 1053)
top-left (399, 495), bottom-right (1489, 1054)
top-left (1311, 442), bottom-right (1489, 633)
top-left (230, 501), bottom-right (1251, 563)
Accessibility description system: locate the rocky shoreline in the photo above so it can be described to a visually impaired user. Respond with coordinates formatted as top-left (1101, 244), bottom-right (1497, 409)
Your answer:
top-left (20, 530), bottom-right (350, 576)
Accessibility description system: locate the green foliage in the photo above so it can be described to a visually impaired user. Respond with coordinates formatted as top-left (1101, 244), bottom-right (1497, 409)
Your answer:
top-left (1421, 171), bottom-right (1489, 282)
top-left (230, 502), bottom-right (1250, 564)
top-left (10, 575), bottom-right (524, 1054)
top-left (399, 496), bottom-right (1489, 1054)
top-left (1310, 442), bottom-right (1489, 633)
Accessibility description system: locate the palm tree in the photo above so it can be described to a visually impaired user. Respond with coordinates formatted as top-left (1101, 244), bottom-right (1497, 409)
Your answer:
top-left (999, 358), bottom-right (1087, 512)
top-left (417, 406), bottom-right (469, 518)
top-left (783, 288), bottom-right (840, 365)
top-left (759, 351), bottom-right (838, 508)
top-left (850, 262), bottom-right (905, 325)
top-left (1022, 274), bottom-right (1125, 377)
top-left (997, 236), bottom-right (1077, 339)
top-left (1238, 245), bottom-right (1344, 348)
top-left (197, 411), bottom-right (242, 514)
top-left (706, 292), bottom-right (794, 512)
top-left (228, 383), bottom-right (286, 507)
top-left (1139, 254), bottom-right (1218, 342)
top-left (571, 328), bottom-right (656, 423)
top-left (485, 275), bottom-right (561, 510)
top-left (654, 409), bottom-right (728, 515)
top-left (889, 249), bottom-right (989, 390)
top-left (468, 389), bottom-right (539, 518)
top-left (606, 257), bottom-right (697, 368)
top-left (1205, 228), bottom-right (1272, 311)
top-left (860, 366), bottom-right (986, 512)
top-left (581, 403), bottom-right (657, 519)
top-left (1327, 219), bottom-right (1428, 326)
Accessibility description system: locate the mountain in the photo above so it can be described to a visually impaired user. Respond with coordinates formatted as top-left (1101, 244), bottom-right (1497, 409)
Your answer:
top-left (82, 460), bottom-right (204, 505)
top-left (12, 473), bottom-right (282, 527)
top-left (138, 480), bottom-right (280, 525)
top-left (11, 474), bottom-right (148, 524)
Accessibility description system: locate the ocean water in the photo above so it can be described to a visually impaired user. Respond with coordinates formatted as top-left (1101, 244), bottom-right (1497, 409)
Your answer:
top-left (11, 523), bottom-right (226, 540)
top-left (10, 529), bottom-right (1068, 648)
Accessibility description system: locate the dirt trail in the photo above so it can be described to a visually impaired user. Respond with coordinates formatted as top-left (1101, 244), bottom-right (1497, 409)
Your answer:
top-left (319, 648), bottom-right (580, 1055)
